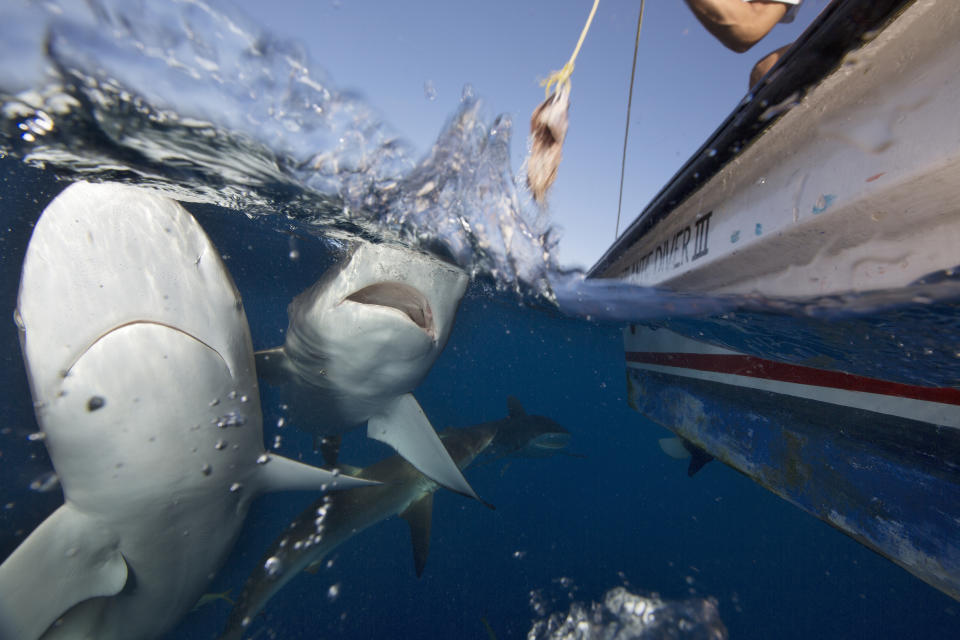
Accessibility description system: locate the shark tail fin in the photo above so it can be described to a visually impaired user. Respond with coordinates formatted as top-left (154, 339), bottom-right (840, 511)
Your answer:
top-left (0, 504), bottom-right (128, 640)
top-left (400, 493), bottom-right (435, 578)
top-left (368, 393), bottom-right (485, 505)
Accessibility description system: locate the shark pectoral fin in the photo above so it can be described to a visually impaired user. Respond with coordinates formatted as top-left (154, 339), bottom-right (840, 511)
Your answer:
top-left (658, 437), bottom-right (692, 460)
top-left (254, 348), bottom-right (292, 385)
top-left (368, 394), bottom-right (483, 504)
top-left (254, 454), bottom-right (378, 497)
top-left (400, 493), bottom-right (434, 578)
top-left (506, 396), bottom-right (526, 417)
top-left (0, 504), bottom-right (127, 640)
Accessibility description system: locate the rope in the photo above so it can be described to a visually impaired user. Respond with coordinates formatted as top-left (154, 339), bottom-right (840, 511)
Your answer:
top-left (541, 0), bottom-right (601, 98)
top-left (615, 0), bottom-right (645, 239)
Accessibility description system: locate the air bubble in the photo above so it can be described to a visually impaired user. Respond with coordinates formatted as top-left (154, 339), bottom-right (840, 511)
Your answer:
top-left (29, 471), bottom-right (60, 493)
top-left (215, 412), bottom-right (246, 428)
top-left (264, 555), bottom-right (283, 578)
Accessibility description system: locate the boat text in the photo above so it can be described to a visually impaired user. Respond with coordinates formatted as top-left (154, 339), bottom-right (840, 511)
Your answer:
top-left (624, 211), bottom-right (712, 279)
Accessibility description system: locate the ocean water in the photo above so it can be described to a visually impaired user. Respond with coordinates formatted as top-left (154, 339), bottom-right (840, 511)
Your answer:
top-left (1, 1), bottom-right (958, 639)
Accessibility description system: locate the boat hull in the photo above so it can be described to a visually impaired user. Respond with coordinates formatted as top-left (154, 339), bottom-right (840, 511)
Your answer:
top-left (625, 325), bottom-right (960, 601)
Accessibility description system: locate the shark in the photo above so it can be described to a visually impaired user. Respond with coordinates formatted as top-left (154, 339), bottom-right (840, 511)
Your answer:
top-left (0, 182), bottom-right (372, 640)
top-left (255, 240), bottom-right (484, 504)
top-left (483, 396), bottom-right (574, 459)
top-left (219, 399), bottom-right (574, 640)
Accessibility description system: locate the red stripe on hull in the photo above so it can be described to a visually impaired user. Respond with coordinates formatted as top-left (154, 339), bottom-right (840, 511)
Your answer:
top-left (625, 352), bottom-right (960, 406)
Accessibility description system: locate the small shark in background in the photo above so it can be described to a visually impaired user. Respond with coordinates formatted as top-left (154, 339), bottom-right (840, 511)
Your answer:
top-left (218, 400), bottom-right (574, 640)
top-left (0, 183), bottom-right (371, 640)
top-left (483, 396), bottom-right (576, 460)
top-left (255, 241), bottom-right (485, 504)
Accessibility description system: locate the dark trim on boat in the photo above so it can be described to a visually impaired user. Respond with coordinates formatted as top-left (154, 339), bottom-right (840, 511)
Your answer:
top-left (587, 0), bottom-right (913, 279)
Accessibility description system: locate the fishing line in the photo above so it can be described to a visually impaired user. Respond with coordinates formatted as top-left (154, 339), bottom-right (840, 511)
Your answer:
top-left (615, 0), bottom-right (645, 239)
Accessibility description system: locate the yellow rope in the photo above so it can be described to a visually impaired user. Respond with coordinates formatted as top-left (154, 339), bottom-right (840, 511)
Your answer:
top-left (540, 0), bottom-right (601, 98)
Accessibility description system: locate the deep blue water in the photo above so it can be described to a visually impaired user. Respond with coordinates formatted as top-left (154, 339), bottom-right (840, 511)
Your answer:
top-left (3, 158), bottom-right (956, 639)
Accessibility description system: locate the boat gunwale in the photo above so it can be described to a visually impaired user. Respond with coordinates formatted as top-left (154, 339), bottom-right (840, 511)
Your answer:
top-left (587, 0), bottom-right (914, 279)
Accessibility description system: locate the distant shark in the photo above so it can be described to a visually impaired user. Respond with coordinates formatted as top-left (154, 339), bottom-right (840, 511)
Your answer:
top-left (255, 241), bottom-right (484, 503)
top-left (0, 182), bottom-right (372, 640)
top-left (219, 398), bottom-right (574, 640)
top-left (484, 396), bottom-right (575, 459)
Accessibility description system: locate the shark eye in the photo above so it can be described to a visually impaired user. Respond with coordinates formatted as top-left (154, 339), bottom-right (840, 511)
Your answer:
top-left (345, 282), bottom-right (435, 335)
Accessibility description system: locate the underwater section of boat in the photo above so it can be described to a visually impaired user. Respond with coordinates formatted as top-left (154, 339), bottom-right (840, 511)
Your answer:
top-left (625, 325), bottom-right (960, 601)
top-left (590, 0), bottom-right (960, 601)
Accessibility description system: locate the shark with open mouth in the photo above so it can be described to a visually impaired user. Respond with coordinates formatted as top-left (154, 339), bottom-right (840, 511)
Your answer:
top-left (256, 241), bottom-right (485, 504)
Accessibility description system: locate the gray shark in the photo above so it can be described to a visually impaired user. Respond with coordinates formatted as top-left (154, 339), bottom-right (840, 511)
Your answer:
top-left (483, 396), bottom-right (574, 459)
top-left (0, 183), bottom-right (372, 640)
top-left (255, 241), bottom-right (483, 503)
top-left (219, 400), bottom-right (573, 640)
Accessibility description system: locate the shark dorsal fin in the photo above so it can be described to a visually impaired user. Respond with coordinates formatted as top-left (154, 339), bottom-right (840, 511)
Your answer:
top-left (254, 348), bottom-right (292, 385)
top-left (0, 504), bottom-right (129, 640)
top-left (506, 396), bottom-right (526, 417)
top-left (400, 493), bottom-right (434, 578)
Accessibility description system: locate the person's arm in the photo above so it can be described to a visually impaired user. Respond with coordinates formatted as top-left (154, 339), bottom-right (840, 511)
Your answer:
top-left (684, 0), bottom-right (789, 52)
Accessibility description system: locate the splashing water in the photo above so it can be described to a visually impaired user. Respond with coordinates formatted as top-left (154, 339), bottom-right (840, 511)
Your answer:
top-left (0, 0), bottom-right (560, 300)
top-left (2, 0), bottom-right (959, 322)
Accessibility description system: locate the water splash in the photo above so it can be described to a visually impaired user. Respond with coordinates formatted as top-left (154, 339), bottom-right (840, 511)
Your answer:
top-left (528, 585), bottom-right (728, 640)
top-left (0, 0), bottom-right (555, 299)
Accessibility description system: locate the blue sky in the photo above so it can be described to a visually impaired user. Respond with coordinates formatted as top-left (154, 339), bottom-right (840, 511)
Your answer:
top-left (233, 0), bottom-right (818, 268)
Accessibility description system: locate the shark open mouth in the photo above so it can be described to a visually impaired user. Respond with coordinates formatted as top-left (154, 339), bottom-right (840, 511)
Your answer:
top-left (346, 282), bottom-right (436, 339)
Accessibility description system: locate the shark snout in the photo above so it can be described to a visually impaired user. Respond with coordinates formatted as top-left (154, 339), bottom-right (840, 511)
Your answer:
top-left (344, 282), bottom-right (436, 340)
